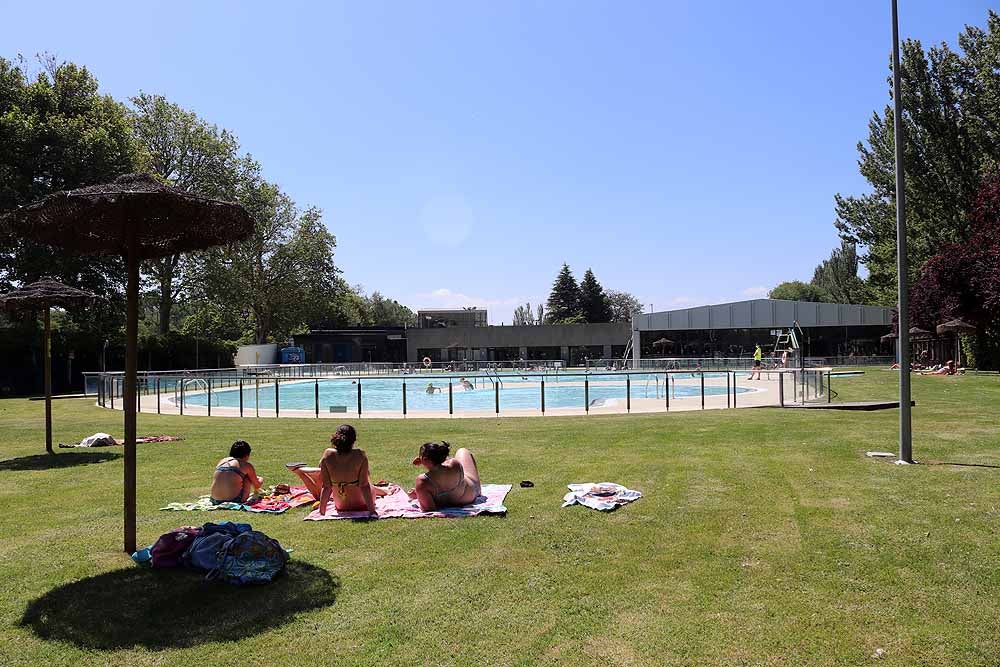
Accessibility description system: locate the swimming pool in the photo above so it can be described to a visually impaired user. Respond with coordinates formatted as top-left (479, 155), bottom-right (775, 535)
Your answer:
top-left (182, 372), bottom-right (750, 414)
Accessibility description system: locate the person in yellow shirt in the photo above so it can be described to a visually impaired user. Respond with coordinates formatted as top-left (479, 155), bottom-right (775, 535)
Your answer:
top-left (747, 344), bottom-right (762, 380)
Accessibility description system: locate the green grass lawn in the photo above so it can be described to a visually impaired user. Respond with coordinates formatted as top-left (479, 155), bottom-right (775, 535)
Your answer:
top-left (1, 369), bottom-right (999, 666)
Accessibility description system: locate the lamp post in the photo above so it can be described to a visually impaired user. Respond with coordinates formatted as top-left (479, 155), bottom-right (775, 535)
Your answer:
top-left (892, 0), bottom-right (913, 463)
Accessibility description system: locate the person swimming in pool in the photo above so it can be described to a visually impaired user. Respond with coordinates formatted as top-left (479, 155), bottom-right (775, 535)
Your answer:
top-left (407, 441), bottom-right (482, 511)
top-left (287, 424), bottom-right (389, 516)
top-left (459, 377), bottom-right (475, 391)
top-left (210, 440), bottom-right (263, 504)
top-left (426, 382), bottom-right (442, 394)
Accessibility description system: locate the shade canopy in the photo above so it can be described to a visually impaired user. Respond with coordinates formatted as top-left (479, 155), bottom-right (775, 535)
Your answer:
top-left (908, 326), bottom-right (933, 338)
top-left (880, 332), bottom-right (898, 342)
top-left (936, 318), bottom-right (977, 336)
top-left (0, 279), bottom-right (96, 312)
top-left (1, 173), bottom-right (253, 259)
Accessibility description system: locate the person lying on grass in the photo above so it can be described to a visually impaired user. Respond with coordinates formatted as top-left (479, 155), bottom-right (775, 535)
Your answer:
top-left (287, 424), bottom-right (390, 516)
top-left (407, 441), bottom-right (482, 511)
top-left (210, 440), bottom-right (263, 504)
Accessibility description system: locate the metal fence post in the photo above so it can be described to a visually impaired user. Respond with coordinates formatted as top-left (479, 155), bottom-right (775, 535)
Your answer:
top-left (726, 373), bottom-right (731, 408)
top-left (779, 372), bottom-right (785, 407)
top-left (239, 379), bottom-right (244, 417)
top-left (315, 379), bottom-right (320, 418)
top-left (357, 380), bottom-right (362, 417)
top-left (827, 371), bottom-right (832, 403)
top-left (179, 380), bottom-right (183, 415)
top-left (495, 382), bottom-right (499, 416)
top-left (255, 377), bottom-right (260, 418)
top-left (732, 372), bottom-right (737, 408)
top-left (207, 378), bottom-right (211, 417)
top-left (541, 378), bottom-right (545, 414)
top-left (402, 380), bottom-right (407, 416)
top-left (448, 381), bottom-right (453, 416)
top-left (700, 371), bottom-right (705, 410)
top-left (275, 378), bottom-right (280, 418)
top-left (626, 375), bottom-right (631, 413)
top-left (665, 372), bottom-right (670, 410)
top-left (156, 378), bottom-right (161, 414)
top-left (585, 378), bottom-right (590, 414)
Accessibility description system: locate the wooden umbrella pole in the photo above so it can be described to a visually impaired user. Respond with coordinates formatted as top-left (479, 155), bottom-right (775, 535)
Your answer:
top-left (44, 307), bottom-right (52, 455)
top-left (123, 236), bottom-right (139, 554)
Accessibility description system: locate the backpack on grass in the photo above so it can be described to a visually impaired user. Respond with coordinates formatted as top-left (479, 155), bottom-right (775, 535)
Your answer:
top-left (183, 532), bottom-right (234, 572)
top-left (213, 530), bottom-right (288, 585)
top-left (150, 526), bottom-right (202, 569)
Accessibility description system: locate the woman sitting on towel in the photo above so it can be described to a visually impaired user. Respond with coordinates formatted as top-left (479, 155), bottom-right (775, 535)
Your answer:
top-left (210, 440), bottom-right (263, 504)
top-left (407, 441), bottom-right (482, 511)
top-left (289, 424), bottom-right (388, 516)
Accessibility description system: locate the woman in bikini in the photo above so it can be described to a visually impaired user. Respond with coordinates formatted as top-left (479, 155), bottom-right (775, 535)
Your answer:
top-left (407, 441), bottom-right (482, 511)
top-left (288, 425), bottom-right (388, 516)
top-left (210, 440), bottom-right (263, 504)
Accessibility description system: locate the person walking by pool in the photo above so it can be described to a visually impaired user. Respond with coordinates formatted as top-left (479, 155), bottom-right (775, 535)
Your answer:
top-left (287, 425), bottom-right (390, 511)
top-left (210, 440), bottom-right (263, 504)
top-left (407, 441), bottom-right (482, 511)
top-left (747, 344), bottom-right (763, 380)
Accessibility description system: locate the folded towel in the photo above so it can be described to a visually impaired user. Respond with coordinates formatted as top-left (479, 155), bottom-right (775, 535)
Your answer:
top-left (305, 483), bottom-right (511, 520)
top-left (561, 483), bottom-right (641, 511)
top-left (161, 486), bottom-right (315, 514)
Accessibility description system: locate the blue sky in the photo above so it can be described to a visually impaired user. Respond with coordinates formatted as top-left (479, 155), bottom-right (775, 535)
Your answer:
top-left (1, 1), bottom-right (994, 322)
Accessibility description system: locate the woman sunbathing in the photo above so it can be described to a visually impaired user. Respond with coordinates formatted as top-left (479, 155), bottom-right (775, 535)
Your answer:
top-left (210, 440), bottom-right (263, 504)
top-left (288, 424), bottom-right (389, 516)
top-left (407, 441), bottom-right (482, 511)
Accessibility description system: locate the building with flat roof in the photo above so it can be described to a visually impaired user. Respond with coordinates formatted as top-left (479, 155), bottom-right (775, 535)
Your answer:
top-left (416, 309), bottom-right (488, 328)
top-left (631, 299), bottom-right (894, 362)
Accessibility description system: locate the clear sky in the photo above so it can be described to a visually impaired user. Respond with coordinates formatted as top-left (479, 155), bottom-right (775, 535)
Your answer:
top-left (1, 1), bottom-right (994, 322)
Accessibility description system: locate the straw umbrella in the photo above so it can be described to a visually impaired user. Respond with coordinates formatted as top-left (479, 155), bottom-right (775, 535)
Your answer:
top-left (2, 173), bottom-right (253, 552)
top-left (936, 318), bottom-right (976, 367)
top-left (0, 279), bottom-right (96, 454)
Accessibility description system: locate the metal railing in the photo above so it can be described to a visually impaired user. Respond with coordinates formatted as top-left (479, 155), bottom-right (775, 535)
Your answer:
top-left (90, 367), bottom-right (835, 418)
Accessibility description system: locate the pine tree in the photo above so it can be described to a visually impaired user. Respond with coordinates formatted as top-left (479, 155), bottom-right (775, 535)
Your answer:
top-left (544, 263), bottom-right (583, 324)
top-left (578, 268), bottom-right (612, 323)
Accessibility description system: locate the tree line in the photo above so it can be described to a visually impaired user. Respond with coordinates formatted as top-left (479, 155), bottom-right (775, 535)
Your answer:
top-left (0, 55), bottom-right (415, 364)
top-left (512, 263), bottom-right (641, 325)
top-left (769, 10), bottom-right (1000, 367)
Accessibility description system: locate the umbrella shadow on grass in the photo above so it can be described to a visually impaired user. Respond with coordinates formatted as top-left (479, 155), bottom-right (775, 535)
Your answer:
top-left (0, 451), bottom-right (120, 471)
top-left (20, 561), bottom-right (338, 650)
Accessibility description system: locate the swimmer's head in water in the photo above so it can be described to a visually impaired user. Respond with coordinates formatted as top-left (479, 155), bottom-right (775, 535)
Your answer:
top-left (230, 440), bottom-right (251, 459)
top-left (419, 441), bottom-right (450, 465)
top-left (331, 424), bottom-right (357, 453)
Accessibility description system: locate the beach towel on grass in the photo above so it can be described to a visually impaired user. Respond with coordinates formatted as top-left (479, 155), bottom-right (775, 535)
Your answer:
top-left (561, 483), bottom-right (641, 511)
top-left (161, 486), bottom-right (316, 514)
top-left (304, 484), bottom-right (511, 520)
top-left (60, 434), bottom-right (182, 448)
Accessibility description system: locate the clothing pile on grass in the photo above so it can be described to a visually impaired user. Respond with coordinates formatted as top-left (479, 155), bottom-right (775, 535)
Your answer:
top-left (59, 432), bottom-right (182, 448)
top-left (131, 521), bottom-right (289, 585)
top-left (561, 483), bottom-right (642, 511)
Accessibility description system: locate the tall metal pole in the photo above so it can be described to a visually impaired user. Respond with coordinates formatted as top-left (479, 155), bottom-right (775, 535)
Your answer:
top-left (892, 0), bottom-right (913, 463)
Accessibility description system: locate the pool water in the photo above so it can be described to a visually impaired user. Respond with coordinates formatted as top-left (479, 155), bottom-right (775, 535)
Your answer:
top-left (183, 373), bottom-right (750, 413)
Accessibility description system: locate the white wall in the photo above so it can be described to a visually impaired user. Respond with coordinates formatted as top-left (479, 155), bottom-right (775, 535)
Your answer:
top-left (235, 344), bottom-right (277, 366)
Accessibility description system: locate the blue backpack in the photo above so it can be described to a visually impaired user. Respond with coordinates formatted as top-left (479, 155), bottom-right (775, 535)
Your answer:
top-left (214, 530), bottom-right (288, 585)
top-left (183, 532), bottom-right (233, 572)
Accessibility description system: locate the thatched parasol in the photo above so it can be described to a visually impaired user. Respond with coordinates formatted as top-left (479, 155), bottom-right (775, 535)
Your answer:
top-left (880, 332), bottom-right (898, 342)
top-left (908, 326), bottom-right (933, 338)
top-left (2, 173), bottom-right (253, 553)
top-left (0, 279), bottom-right (96, 455)
top-left (936, 318), bottom-right (977, 368)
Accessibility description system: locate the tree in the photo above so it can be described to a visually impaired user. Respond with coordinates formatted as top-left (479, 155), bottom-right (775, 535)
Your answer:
top-left (769, 281), bottom-right (831, 302)
top-left (513, 302), bottom-right (537, 326)
top-left (544, 263), bottom-right (583, 324)
top-left (606, 290), bottom-right (643, 322)
top-left (810, 241), bottom-right (865, 304)
top-left (835, 12), bottom-right (1000, 304)
top-left (0, 55), bottom-right (136, 336)
top-left (363, 291), bottom-right (417, 327)
top-left (578, 268), bottom-right (612, 323)
top-left (131, 92), bottom-right (250, 334)
top-left (199, 177), bottom-right (343, 344)
top-left (911, 175), bottom-right (1000, 368)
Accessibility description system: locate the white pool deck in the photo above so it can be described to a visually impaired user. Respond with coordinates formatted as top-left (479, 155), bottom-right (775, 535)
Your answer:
top-left (105, 369), bottom-right (831, 419)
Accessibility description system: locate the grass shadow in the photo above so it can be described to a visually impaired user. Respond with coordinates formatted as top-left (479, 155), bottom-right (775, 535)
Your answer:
top-left (0, 451), bottom-right (121, 471)
top-left (19, 561), bottom-right (338, 650)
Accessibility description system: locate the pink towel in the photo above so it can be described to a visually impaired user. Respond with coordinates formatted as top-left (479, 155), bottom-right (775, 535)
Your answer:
top-left (304, 484), bottom-right (511, 520)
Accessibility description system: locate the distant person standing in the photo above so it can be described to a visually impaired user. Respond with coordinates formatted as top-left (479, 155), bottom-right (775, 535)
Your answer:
top-left (747, 344), bottom-right (762, 380)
